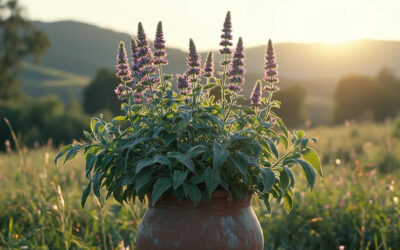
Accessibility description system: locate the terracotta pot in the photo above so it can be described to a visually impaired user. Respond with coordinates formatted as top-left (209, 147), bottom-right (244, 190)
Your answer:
top-left (136, 190), bottom-right (264, 250)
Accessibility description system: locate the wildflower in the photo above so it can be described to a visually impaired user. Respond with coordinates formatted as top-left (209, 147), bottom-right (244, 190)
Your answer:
top-left (130, 38), bottom-right (140, 82)
top-left (250, 81), bottom-right (262, 107)
top-left (219, 11), bottom-right (233, 57)
top-left (227, 37), bottom-right (245, 91)
top-left (324, 204), bottom-right (330, 210)
top-left (203, 52), bottom-right (214, 78)
top-left (339, 245), bottom-right (345, 250)
top-left (115, 42), bottom-right (132, 82)
top-left (114, 84), bottom-right (132, 99)
top-left (177, 74), bottom-right (190, 90)
top-left (153, 21), bottom-right (168, 65)
top-left (394, 196), bottom-right (399, 204)
top-left (263, 39), bottom-right (279, 87)
top-left (339, 200), bottom-right (346, 208)
top-left (136, 23), bottom-right (156, 85)
top-left (186, 39), bottom-right (201, 77)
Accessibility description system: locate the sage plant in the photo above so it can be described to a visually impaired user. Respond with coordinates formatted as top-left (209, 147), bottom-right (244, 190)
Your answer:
top-left (57, 12), bottom-right (322, 214)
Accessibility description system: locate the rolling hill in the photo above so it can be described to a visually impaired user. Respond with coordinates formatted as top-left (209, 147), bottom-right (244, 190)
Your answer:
top-left (19, 20), bottom-right (400, 124)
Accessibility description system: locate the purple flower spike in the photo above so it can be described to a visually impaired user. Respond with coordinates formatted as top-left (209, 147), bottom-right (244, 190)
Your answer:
top-left (115, 42), bottom-right (132, 82)
top-left (135, 23), bottom-right (156, 85)
top-left (203, 52), bottom-right (214, 78)
top-left (153, 21), bottom-right (168, 65)
top-left (250, 81), bottom-right (262, 107)
top-left (186, 39), bottom-right (201, 82)
top-left (219, 11), bottom-right (233, 56)
top-left (177, 74), bottom-right (190, 90)
top-left (263, 39), bottom-right (279, 85)
top-left (137, 22), bottom-right (148, 47)
top-left (227, 37), bottom-right (245, 89)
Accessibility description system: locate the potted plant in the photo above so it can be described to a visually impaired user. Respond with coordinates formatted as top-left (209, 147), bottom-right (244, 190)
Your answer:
top-left (56, 11), bottom-right (322, 250)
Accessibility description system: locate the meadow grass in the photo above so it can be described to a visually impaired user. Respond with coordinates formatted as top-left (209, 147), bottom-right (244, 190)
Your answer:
top-left (0, 122), bottom-right (399, 249)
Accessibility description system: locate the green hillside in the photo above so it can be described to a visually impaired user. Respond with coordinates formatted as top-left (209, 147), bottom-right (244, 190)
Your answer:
top-left (19, 20), bottom-right (400, 124)
top-left (20, 62), bottom-right (89, 103)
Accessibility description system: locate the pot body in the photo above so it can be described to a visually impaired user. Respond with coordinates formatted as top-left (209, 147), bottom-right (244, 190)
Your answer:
top-left (136, 191), bottom-right (264, 250)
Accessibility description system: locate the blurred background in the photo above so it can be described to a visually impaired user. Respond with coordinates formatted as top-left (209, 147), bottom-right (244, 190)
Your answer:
top-left (0, 0), bottom-right (399, 249)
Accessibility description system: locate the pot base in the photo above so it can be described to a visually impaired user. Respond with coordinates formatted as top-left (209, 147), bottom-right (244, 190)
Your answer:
top-left (136, 191), bottom-right (263, 250)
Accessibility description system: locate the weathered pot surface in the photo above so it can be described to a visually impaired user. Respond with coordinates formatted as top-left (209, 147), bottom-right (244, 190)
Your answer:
top-left (136, 190), bottom-right (264, 250)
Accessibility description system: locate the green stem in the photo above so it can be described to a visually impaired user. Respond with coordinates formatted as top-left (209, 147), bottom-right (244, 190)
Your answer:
top-left (223, 93), bottom-right (237, 123)
top-left (123, 82), bottom-right (135, 129)
top-left (221, 54), bottom-right (228, 113)
top-left (270, 145), bottom-right (296, 169)
top-left (263, 82), bottom-right (274, 122)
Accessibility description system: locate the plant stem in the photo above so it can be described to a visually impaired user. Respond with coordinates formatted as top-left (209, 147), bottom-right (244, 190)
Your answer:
top-left (270, 145), bottom-right (296, 169)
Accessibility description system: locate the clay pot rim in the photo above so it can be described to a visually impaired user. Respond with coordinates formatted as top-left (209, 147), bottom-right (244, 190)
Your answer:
top-left (147, 190), bottom-right (253, 210)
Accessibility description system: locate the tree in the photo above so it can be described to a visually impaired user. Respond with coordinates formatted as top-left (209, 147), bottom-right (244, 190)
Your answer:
top-left (83, 67), bottom-right (121, 115)
top-left (333, 69), bottom-right (400, 123)
top-left (274, 85), bottom-right (307, 127)
top-left (0, 0), bottom-right (49, 100)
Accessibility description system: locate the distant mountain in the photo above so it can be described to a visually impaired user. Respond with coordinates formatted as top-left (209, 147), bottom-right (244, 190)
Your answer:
top-left (20, 20), bottom-right (400, 124)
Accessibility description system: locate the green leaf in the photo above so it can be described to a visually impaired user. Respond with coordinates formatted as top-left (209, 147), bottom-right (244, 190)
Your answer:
top-left (183, 183), bottom-right (202, 205)
top-left (282, 166), bottom-right (295, 188)
top-left (297, 159), bottom-right (316, 190)
top-left (63, 145), bottom-right (81, 165)
top-left (266, 139), bottom-right (279, 159)
top-left (81, 181), bottom-right (92, 208)
top-left (230, 152), bottom-right (248, 176)
top-left (55, 144), bottom-right (72, 165)
top-left (111, 116), bottom-right (126, 124)
top-left (279, 135), bottom-right (288, 149)
top-left (296, 130), bottom-right (305, 139)
top-left (276, 117), bottom-right (288, 137)
top-left (280, 169), bottom-right (289, 191)
top-left (135, 158), bottom-right (154, 173)
top-left (136, 154), bottom-right (170, 173)
top-left (168, 152), bottom-right (196, 173)
top-left (186, 145), bottom-right (208, 158)
top-left (92, 172), bottom-right (103, 201)
top-left (204, 167), bottom-right (221, 193)
top-left (261, 193), bottom-right (271, 215)
top-left (152, 177), bottom-right (172, 205)
top-left (213, 142), bottom-right (229, 168)
top-left (240, 105), bottom-right (255, 115)
top-left (302, 149), bottom-right (323, 177)
top-left (203, 83), bottom-right (218, 90)
top-left (85, 153), bottom-right (97, 178)
top-left (136, 167), bottom-right (156, 193)
top-left (261, 168), bottom-right (275, 192)
top-left (283, 189), bottom-right (293, 213)
top-left (173, 170), bottom-right (188, 190)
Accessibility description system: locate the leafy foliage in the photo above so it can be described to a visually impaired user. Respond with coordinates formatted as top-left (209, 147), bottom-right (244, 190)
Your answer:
top-left (56, 15), bottom-right (322, 213)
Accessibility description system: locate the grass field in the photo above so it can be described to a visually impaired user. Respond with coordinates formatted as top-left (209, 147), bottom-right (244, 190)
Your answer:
top-left (0, 122), bottom-right (399, 249)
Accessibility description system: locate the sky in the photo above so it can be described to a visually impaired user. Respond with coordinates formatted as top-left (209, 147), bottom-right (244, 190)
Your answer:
top-left (20, 0), bottom-right (400, 51)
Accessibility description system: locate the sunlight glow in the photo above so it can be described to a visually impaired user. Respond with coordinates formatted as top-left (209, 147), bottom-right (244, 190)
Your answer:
top-left (20, 0), bottom-right (400, 51)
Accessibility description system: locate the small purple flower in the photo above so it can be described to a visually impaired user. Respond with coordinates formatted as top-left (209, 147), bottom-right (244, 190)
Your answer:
top-left (114, 83), bottom-right (132, 99)
top-left (177, 74), bottom-right (190, 90)
top-left (263, 39), bottom-right (279, 84)
top-left (153, 21), bottom-right (168, 65)
top-left (115, 42), bottom-right (132, 82)
top-left (250, 81), bottom-right (262, 107)
top-left (227, 83), bottom-right (242, 92)
top-left (186, 39), bottom-right (201, 82)
top-left (203, 52), bottom-right (214, 78)
top-left (219, 11), bottom-right (233, 56)
top-left (227, 37), bottom-right (245, 90)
